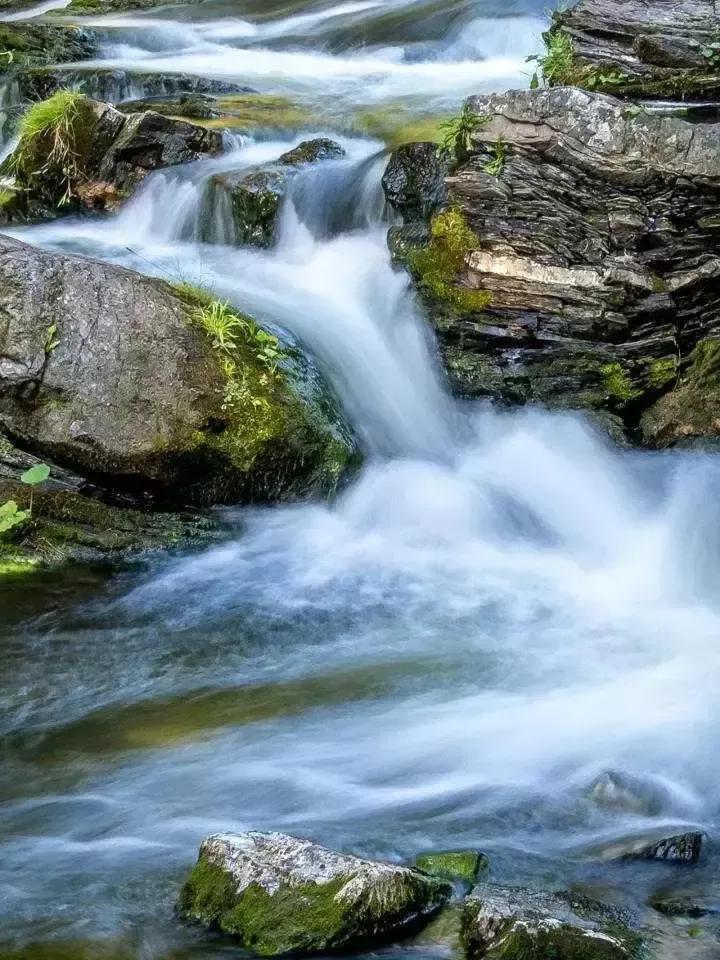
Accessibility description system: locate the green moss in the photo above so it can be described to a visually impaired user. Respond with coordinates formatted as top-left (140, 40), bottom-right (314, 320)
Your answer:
top-left (484, 923), bottom-right (632, 959)
top-left (203, 94), bottom-right (311, 133)
top-left (649, 357), bottom-right (677, 388)
top-left (172, 283), bottom-right (354, 500)
top-left (353, 106), bottom-right (451, 148)
top-left (179, 858), bottom-right (238, 928)
top-left (408, 208), bottom-right (492, 314)
top-left (601, 363), bottom-right (641, 404)
top-left (11, 91), bottom-right (97, 205)
top-left (0, 557), bottom-right (40, 577)
top-left (415, 850), bottom-right (488, 885)
top-left (225, 878), bottom-right (350, 954)
top-left (691, 339), bottom-right (720, 388)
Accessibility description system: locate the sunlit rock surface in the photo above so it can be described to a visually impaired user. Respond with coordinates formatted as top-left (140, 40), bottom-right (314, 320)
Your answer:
top-left (180, 832), bottom-right (452, 955)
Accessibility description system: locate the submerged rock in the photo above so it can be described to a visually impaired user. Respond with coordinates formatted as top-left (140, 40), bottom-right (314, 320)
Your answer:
top-left (179, 832), bottom-right (452, 955)
top-left (620, 832), bottom-right (703, 864)
top-left (0, 236), bottom-right (355, 506)
top-left (203, 138), bottom-right (345, 247)
top-left (415, 850), bottom-right (488, 886)
top-left (586, 770), bottom-right (672, 816)
top-left (461, 885), bottom-right (640, 959)
top-left (648, 890), bottom-right (709, 917)
top-left (385, 87), bottom-right (720, 444)
top-left (546, 0), bottom-right (720, 100)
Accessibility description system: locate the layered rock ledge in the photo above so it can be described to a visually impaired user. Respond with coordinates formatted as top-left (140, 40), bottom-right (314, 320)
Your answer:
top-left (385, 86), bottom-right (720, 445)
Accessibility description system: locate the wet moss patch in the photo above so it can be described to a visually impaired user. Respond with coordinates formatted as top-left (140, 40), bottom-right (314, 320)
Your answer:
top-left (407, 208), bottom-right (492, 315)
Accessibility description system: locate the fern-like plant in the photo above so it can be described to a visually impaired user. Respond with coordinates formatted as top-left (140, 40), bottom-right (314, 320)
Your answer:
top-left (438, 103), bottom-right (489, 162)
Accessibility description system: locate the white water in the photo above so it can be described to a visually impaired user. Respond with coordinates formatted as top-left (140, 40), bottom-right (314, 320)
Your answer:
top-left (2, 0), bottom-right (719, 954)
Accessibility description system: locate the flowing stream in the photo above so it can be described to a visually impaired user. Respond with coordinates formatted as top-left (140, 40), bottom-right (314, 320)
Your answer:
top-left (1, 2), bottom-right (720, 958)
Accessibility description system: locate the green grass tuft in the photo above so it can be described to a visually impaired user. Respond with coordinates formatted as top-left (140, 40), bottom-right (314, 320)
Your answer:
top-left (12, 90), bottom-right (96, 205)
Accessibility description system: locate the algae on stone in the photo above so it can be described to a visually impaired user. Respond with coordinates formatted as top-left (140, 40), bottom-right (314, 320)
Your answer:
top-left (180, 832), bottom-right (452, 955)
top-left (415, 850), bottom-right (488, 886)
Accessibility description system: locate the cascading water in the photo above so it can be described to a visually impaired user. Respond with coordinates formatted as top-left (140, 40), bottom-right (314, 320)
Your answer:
top-left (1, 1), bottom-right (719, 958)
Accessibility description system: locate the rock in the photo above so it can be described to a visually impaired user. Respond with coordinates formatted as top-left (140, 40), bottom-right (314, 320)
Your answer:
top-left (117, 93), bottom-right (221, 121)
top-left (6, 94), bottom-right (222, 217)
top-left (0, 236), bottom-right (355, 506)
top-left (382, 141), bottom-right (448, 222)
top-left (17, 69), bottom-right (253, 105)
top-left (461, 885), bottom-right (640, 959)
top-left (545, 0), bottom-right (720, 100)
top-left (415, 850), bottom-right (488, 886)
top-left (179, 832), bottom-right (452, 955)
top-left (203, 139), bottom-right (345, 247)
top-left (278, 138), bottom-right (345, 166)
top-left (0, 22), bottom-right (96, 74)
top-left (0, 436), bottom-right (220, 568)
top-left (619, 832), bottom-right (703, 864)
top-left (641, 340), bottom-right (720, 446)
top-left (648, 890), bottom-right (708, 917)
top-left (586, 770), bottom-right (670, 816)
top-left (388, 87), bottom-right (720, 443)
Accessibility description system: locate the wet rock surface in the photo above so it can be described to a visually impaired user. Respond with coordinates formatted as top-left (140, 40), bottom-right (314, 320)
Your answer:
top-left (384, 86), bottom-right (720, 445)
top-left (0, 236), bottom-right (354, 506)
top-left (179, 832), bottom-right (452, 955)
top-left (621, 832), bottom-right (703, 864)
top-left (203, 138), bottom-right (346, 247)
top-left (550, 0), bottom-right (720, 100)
top-left (461, 884), bottom-right (640, 959)
top-left (415, 849), bottom-right (488, 886)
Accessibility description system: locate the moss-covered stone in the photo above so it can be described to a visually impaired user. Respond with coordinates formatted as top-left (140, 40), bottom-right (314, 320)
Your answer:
top-left (407, 208), bottom-right (492, 315)
top-left (415, 850), bottom-right (488, 886)
top-left (180, 832), bottom-right (452, 956)
top-left (201, 94), bottom-right (312, 133)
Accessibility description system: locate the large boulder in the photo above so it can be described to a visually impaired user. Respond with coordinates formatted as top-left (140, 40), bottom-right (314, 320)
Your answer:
top-left (202, 138), bottom-right (345, 247)
top-left (5, 93), bottom-right (222, 218)
top-left (545, 0), bottom-right (720, 100)
top-left (0, 236), bottom-right (355, 506)
top-left (385, 87), bottom-right (720, 444)
top-left (381, 141), bottom-right (447, 223)
top-left (461, 885), bottom-right (640, 959)
top-left (179, 832), bottom-right (452, 955)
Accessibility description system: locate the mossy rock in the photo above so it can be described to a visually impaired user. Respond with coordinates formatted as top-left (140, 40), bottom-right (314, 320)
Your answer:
top-left (0, 22), bottom-right (96, 73)
top-left (415, 850), bottom-right (488, 886)
top-left (641, 340), bottom-right (720, 447)
top-left (461, 885), bottom-right (642, 960)
top-left (180, 832), bottom-right (452, 955)
top-left (0, 236), bottom-right (356, 507)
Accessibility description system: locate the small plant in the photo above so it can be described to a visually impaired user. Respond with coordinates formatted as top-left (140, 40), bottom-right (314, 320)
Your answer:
top-left (0, 461), bottom-right (50, 537)
top-left (188, 296), bottom-right (285, 411)
top-left (527, 30), bottom-right (576, 86)
top-left (21, 462), bottom-right (50, 514)
top-left (11, 91), bottom-right (93, 205)
top-left (0, 500), bottom-right (29, 535)
top-left (484, 138), bottom-right (506, 176)
top-left (700, 31), bottom-right (720, 69)
top-left (438, 102), bottom-right (489, 162)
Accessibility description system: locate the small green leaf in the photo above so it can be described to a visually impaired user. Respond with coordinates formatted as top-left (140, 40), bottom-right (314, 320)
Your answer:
top-left (530, 70), bottom-right (540, 89)
top-left (21, 463), bottom-right (50, 486)
top-left (0, 500), bottom-right (30, 533)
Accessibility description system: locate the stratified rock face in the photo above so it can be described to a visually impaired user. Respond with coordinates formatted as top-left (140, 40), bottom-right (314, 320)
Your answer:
top-left (385, 87), bottom-right (720, 443)
top-left (461, 886), bottom-right (638, 959)
top-left (180, 833), bottom-right (452, 956)
top-left (203, 138), bottom-right (346, 247)
top-left (552, 0), bottom-right (720, 100)
top-left (17, 69), bottom-right (252, 105)
top-left (0, 236), bottom-right (354, 505)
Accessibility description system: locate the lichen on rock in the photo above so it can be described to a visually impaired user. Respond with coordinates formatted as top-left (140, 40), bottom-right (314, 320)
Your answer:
top-left (179, 832), bottom-right (452, 955)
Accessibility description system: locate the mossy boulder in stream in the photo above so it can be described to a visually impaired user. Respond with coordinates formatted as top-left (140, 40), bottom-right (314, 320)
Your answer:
top-left (461, 885), bottom-right (642, 959)
top-left (179, 832), bottom-right (452, 955)
top-left (0, 236), bottom-right (355, 506)
top-left (202, 138), bottom-right (345, 247)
